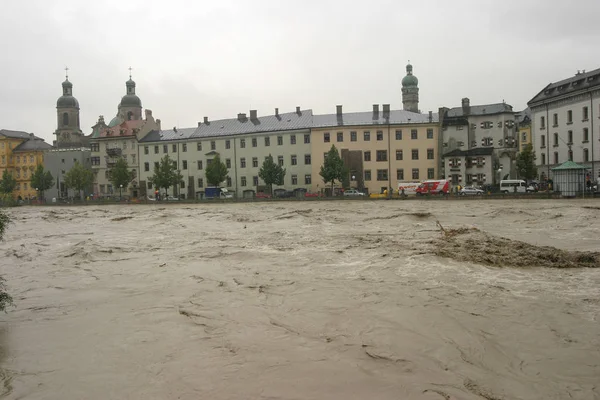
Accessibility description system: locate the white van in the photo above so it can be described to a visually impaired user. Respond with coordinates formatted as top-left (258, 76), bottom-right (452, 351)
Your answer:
top-left (500, 179), bottom-right (527, 193)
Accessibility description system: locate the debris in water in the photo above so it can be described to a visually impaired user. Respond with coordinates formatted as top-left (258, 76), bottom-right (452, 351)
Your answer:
top-left (111, 216), bottom-right (133, 221)
top-left (434, 225), bottom-right (600, 268)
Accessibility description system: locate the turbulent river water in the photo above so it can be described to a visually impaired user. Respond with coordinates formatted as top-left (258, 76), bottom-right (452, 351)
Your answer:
top-left (1, 200), bottom-right (599, 400)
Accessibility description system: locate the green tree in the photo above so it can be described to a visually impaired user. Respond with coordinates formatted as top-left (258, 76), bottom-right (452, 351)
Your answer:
top-left (30, 165), bottom-right (54, 200)
top-left (149, 155), bottom-right (184, 197)
top-left (0, 210), bottom-right (13, 312)
top-left (109, 157), bottom-right (134, 196)
top-left (516, 143), bottom-right (538, 180)
top-left (319, 145), bottom-right (346, 195)
top-left (64, 161), bottom-right (94, 199)
top-left (341, 166), bottom-right (350, 189)
top-left (0, 170), bottom-right (17, 195)
top-left (205, 154), bottom-right (229, 187)
top-left (258, 154), bottom-right (286, 195)
top-left (0, 210), bottom-right (9, 241)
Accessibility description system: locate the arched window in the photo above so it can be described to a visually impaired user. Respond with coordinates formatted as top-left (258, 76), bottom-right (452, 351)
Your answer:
top-left (127, 111), bottom-right (133, 121)
top-left (62, 112), bottom-right (69, 126)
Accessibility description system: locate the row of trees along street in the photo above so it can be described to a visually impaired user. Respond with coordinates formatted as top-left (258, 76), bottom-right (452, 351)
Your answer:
top-left (1, 145), bottom-right (350, 201)
top-left (0, 143), bottom-right (540, 202)
top-left (146, 153), bottom-right (289, 197)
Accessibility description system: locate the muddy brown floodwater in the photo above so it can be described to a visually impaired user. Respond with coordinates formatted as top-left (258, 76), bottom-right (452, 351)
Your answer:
top-left (1, 200), bottom-right (600, 400)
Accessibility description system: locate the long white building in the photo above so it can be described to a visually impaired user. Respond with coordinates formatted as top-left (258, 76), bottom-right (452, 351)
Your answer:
top-left (528, 68), bottom-right (600, 180)
top-left (138, 108), bottom-right (314, 199)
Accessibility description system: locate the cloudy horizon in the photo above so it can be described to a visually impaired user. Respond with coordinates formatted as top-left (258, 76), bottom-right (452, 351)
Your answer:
top-left (1, 0), bottom-right (599, 143)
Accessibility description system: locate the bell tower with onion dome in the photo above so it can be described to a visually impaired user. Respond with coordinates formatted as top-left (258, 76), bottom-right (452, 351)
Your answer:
top-left (54, 67), bottom-right (84, 147)
top-left (117, 67), bottom-right (143, 122)
top-left (401, 61), bottom-right (420, 113)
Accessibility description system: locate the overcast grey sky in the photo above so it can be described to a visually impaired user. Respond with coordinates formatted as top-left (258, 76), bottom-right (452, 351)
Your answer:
top-left (1, 0), bottom-right (598, 143)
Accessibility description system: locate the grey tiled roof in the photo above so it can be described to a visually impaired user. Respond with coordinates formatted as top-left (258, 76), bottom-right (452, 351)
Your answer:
top-left (193, 109), bottom-right (314, 138)
top-left (443, 147), bottom-right (494, 157)
top-left (140, 128), bottom-right (197, 142)
top-left (528, 67), bottom-right (600, 106)
top-left (139, 109), bottom-right (314, 143)
top-left (514, 107), bottom-right (531, 125)
top-left (13, 138), bottom-right (53, 152)
top-left (446, 103), bottom-right (514, 118)
top-left (313, 109), bottom-right (437, 128)
top-left (139, 108), bottom-right (438, 143)
top-left (0, 129), bottom-right (38, 139)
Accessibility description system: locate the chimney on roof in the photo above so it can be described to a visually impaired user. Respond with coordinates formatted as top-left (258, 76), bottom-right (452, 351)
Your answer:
top-left (250, 110), bottom-right (257, 120)
top-left (462, 98), bottom-right (471, 115)
top-left (336, 105), bottom-right (343, 116)
top-left (238, 113), bottom-right (247, 122)
top-left (173, 127), bottom-right (177, 132)
top-left (428, 111), bottom-right (433, 123)
top-left (275, 108), bottom-right (279, 117)
top-left (373, 104), bottom-right (379, 115)
top-left (296, 106), bottom-right (301, 114)
top-left (156, 119), bottom-right (161, 130)
top-left (382, 104), bottom-right (390, 114)
top-left (197, 121), bottom-right (201, 127)
top-left (29, 133), bottom-right (34, 139)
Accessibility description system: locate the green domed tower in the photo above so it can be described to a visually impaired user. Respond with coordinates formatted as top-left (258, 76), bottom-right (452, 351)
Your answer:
top-left (54, 68), bottom-right (84, 147)
top-left (401, 62), bottom-right (419, 113)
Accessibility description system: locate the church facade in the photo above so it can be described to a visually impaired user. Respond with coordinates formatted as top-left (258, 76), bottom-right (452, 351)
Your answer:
top-left (88, 76), bottom-right (160, 198)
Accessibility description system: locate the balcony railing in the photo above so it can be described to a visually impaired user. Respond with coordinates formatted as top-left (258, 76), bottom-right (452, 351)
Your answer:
top-left (106, 147), bottom-right (122, 157)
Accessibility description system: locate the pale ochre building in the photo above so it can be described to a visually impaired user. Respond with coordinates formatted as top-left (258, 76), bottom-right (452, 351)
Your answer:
top-left (0, 130), bottom-right (52, 199)
top-left (310, 104), bottom-right (440, 195)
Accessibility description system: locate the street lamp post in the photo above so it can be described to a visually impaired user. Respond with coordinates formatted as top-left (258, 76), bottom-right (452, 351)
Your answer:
top-left (35, 188), bottom-right (39, 205)
top-left (119, 184), bottom-right (123, 201)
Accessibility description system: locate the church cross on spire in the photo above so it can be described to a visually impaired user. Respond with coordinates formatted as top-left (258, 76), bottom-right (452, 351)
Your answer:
top-left (128, 66), bottom-right (133, 79)
top-left (65, 66), bottom-right (69, 80)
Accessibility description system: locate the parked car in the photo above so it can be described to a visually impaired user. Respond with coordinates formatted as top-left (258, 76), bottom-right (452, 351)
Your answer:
top-left (343, 189), bottom-right (365, 197)
top-left (274, 189), bottom-right (294, 198)
top-left (166, 196), bottom-right (180, 201)
top-left (256, 192), bottom-right (272, 199)
top-left (459, 186), bottom-right (484, 196)
top-left (304, 192), bottom-right (320, 198)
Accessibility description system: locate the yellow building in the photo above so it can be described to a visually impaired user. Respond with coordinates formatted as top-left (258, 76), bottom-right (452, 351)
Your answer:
top-left (516, 108), bottom-right (532, 152)
top-left (0, 129), bottom-right (52, 199)
top-left (310, 105), bottom-right (440, 195)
